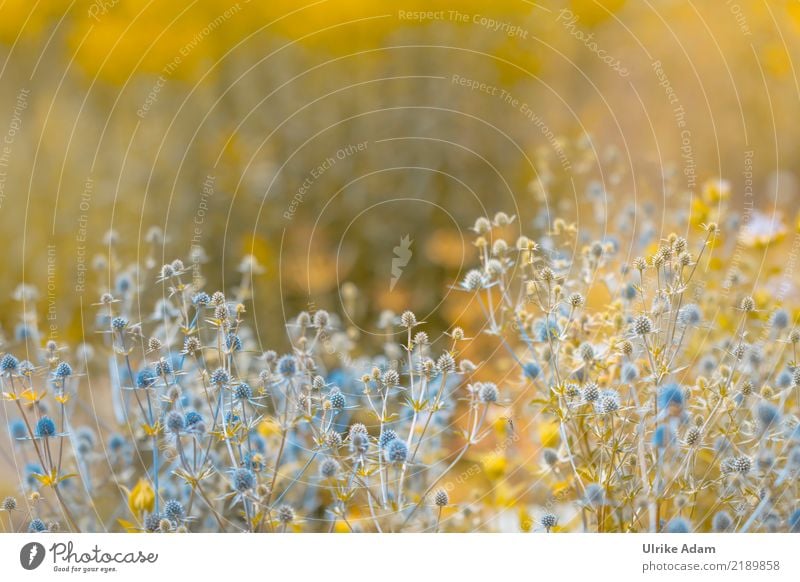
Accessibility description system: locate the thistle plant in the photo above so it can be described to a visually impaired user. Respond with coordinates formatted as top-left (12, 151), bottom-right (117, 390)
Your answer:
top-left (1, 194), bottom-right (799, 534)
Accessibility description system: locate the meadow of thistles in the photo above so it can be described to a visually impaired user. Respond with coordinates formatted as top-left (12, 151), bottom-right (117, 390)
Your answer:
top-left (1, 204), bottom-right (799, 534)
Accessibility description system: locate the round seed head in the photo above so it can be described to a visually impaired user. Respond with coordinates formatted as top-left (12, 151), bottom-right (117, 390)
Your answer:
top-left (413, 331), bottom-right (429, 347)
top-left (379, 429), bottom-right (398, 449)
top-left (582, 382), bottom-right (599, 403)
top-left (384, 439), bottom-right (409, 464)
top-left (437, 352), bottom-right (456, 373)
top-left (277, 505), bottom-right (295, 524)
top-left (461, 269), bottom-right (485, 291)
top-left (328, 391), bottom-right (346, 410)
top-left (712, 511), bottom-right (733, 532)
top-left (740, 296), bottom-right (755, 312)
top-left (164, 499), bottom-right (185, 522)
top-left (523, 362), bottom-right (541, 380)
top-left (166, 411), bottom-right (185, 433)
top-left (633, 315), bottom-right (653, 335)
top-left (210, 367), bottom-right (230, 386)
top-left (324, 431), bottom-right (343, 449)
top-left (568, 292), bottom-right (584, 307)
top-left (597, 390), bottom-right (621, 414)
top-left (382, 369), bottom-right (400, 387)
top-left (541, 513), bottom-right (557, 531)
top-left (472, 217), bottom-right (492, 234)
top-left (183, 336), bottom-right (201, 354)
top-left (35, 416), bottom-right (56, 438)
top-left (684, 426), bottom-right (702, 447)
top-left (277, 355), bottom-right (297, 377)
top-left (400, 310), bottom-right (417, 328)
top-left (233, 468), bottom-right (256, 492)
top-left (756, 401), bottom-right (781, 429)
top-left (319, 458), bottom-right (340, 479)
top-left (350, 432), bottom-right (369, 455)
top-left (28, 518), bottom-right (47, 533)
top-left (678, 304), bottom-right (702, 326)
top-left (542, 448), bottom-right (559, 466)
top-left (434, 488), bottom-right (449, 507)
top-left (478, 382), bottom-right (499, 403)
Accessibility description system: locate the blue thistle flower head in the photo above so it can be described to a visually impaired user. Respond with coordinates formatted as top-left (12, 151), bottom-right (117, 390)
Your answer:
top-left (234, 382), bottom-right (252, 401)
top-left (28, 518), bottom-right (47, 533)
top-left (478, 382), bottom-right (499, 403)
top-left (108, 433), bottom-right (125, 452)
top-left (776, 370), bottom-right (793, 389)
top-left (621, 282), bottom-right (637, 300)
top-left (115, 273), bottom-right (132, 295)
top-left (111, 316), bottom-right (128, 331)
top-left (225, 411), bottom-right (240, 425)
top-left (163, 499), bottom-right (185, 522)
top-left (1, 354), bottom-right (19, 372)
top-left (226, 333), bottom-right (243, 352)
top-left (379, 429), bottom-right (398, 449)
top-left (165, 411), bottom-right (185, 433)
top-left (185, 411), bottom-right (203, 427)
top-left (192, 292), bottom-right (210, 306)
top-left (756, 401), bottom-right (781, 428)
top-left (533, 316), bottom-right (561, 342)
top-left (210, 367), bottom-right (230, 386)
top-left (9, 418), bottom-right (27, 440)
top-left (384, 438), bottom-right (408, 464)
top-left (665, 517), bottom-right (691, 533)
top-left (329, 390), bottom-right (346, 410)
top-left (523, 362), bottom-right (541, 380)
top-left (770, 308), bottom-right (790, 330)
top-left (319, 457), bottom-right (340, 479)
top-left (144, 513), bottom-right (162, 532)
top-left (658, 382), bottom-right (685, 411)
top-left (712, 510), bottom-right (733, 532)
top-left (652, 425), bottom-right (674, 448)
top-left (277, 355), bottom-right (297, 377)
top-left (14, 323), bottom-right (34, 342)
top-left (677, 304), bottom-right (702, 326)
top-left (232, 468), bottom-right (255, 492)
top-left (350, 431), bottom-right (369, 455)
top-left (18, 360), bottom-right (35, 376)
top-left (136, 368), bottom-right (156, 388)
top-left (596, 389), bottom-right (621, 414)
top-left (54, 361), bottom-right (72, 378)
top-left (154, 359), bottom-right (173, 376)
top-left (252, 434), bottom-right (266, 453)
top-left (621, 362), bottom-right (639, 382)
top-left (35, 416), bottom-right (56, 438)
